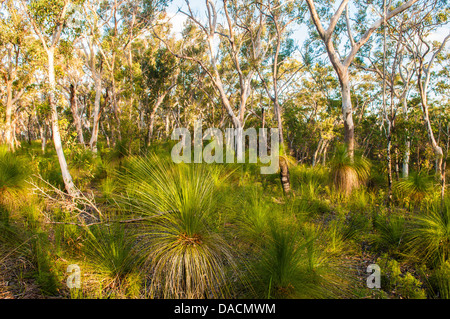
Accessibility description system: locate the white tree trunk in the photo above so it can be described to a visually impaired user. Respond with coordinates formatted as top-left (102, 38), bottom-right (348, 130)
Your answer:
top-left (5, 80), bottom-right (14, 151)
top-left (340, 75), bottom-right (355, 159)
top-left (89, 72), bottom-right (102, 153)
top-left (47, 48), bottom-right (79, 196)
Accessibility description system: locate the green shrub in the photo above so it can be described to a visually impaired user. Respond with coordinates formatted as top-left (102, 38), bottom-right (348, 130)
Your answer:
top-left (376, 254), bottom-right (426, 299)
top-left (373, 213), bottom-right (408, 253)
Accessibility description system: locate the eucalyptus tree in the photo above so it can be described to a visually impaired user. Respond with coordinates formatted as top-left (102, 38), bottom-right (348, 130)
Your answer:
top-left (0, 0), bottom-right (38, 151)
top-left (305, 0), bottom-right (420, 161)
top-left (154, 0), bottom-right (267, 162)
top-left (81, 0), bottom-right (169, 150)
top-left (357, 19), bottom-right (410, 202)
top-left (58, 39), bottom-right (86, 145)
top-left (19, 0), bottom-right (81, 196)
top-left (404, 16), bottom-right (450, 200)
top-left (80, 1), bottom-right (105, 152)
top-left (141, 45), bottom-right (178, 145)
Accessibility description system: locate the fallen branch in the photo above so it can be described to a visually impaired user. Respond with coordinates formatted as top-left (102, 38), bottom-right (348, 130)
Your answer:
top-left (27, 174), bottom-right (103, 224)
top-left (45, 216), bottom-right (157, 227)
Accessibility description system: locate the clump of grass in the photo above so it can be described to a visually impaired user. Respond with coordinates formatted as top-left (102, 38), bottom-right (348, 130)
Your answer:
top-left (373, 212), bottom-right (408, 254)
top-left (235, 186), bottom-right (273, 240)
top-left (119, 155), bottom-right (240, 298)
top-left (291, 164), bottom-right (329, 192)
top-left (433, 261), bottom-right (450, 299)
top-left (0, 147), bottom-right (31, 197)
top-left (82, 224), bottom-right (141, 293)
top-left (257, 219), bottom-right (307, 298)
top-left (248, 212), bottom-right (354, 299)
top-left (32, 232), bottom-right (60, 295)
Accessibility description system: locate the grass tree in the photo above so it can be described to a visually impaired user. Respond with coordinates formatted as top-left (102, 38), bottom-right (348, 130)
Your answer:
top-left (119, 155), bottom-right (241, 298)
top-left (252, 0), bottom-right (306, 194)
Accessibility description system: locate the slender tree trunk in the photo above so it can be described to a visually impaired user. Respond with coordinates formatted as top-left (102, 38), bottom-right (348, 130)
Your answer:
top-left (312, 137), bottom-right (323, 167)
top-left (165, 112), bottom-right (170, 138)
top-left (279, 157), bottom-right (291, 194)
top-left (386, 122), bottom-right (393, 205)
top-left (101, 121), bottom-right (110, 148)
top-left (402, 97), bottom-right (410, 178)
top-left (47, 48), bottom-right (80, 197)
top-left (442, 125), bottom-right (449, 202)
top-left (89, 70), bottom-right (102, 153)
top-left (147, 88), bottom-right (173, 146)
top-left (394, 146), bottom-right (400, 181)
top-left (5, 80), bottom-right (14, 151)
top-left (340, 75), bottom-right (355, 160)
top-left (69, 84), bottom-right (85, 145)
top-left (39, 122), bottom-right (46, 154)
top-left (322, 140), bottom-right (329, 165)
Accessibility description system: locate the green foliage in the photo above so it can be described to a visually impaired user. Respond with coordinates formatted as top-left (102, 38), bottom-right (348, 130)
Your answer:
top-left (83, 224), bottom-right (141, 283)
top-left (373, 212), bottom-right (407, 254)
top-left (0, 147), bottom-right (31, 194)
top-left (407, 199), bottom-right (450, 266)
top-left (432, 261), bottom-right (450, 299)
top-left (376, 254), bottom-right (426, 299)
top-left (32, 232), bottom-right (60, 295)
top-left (394, 171), bottom-right (434, 205)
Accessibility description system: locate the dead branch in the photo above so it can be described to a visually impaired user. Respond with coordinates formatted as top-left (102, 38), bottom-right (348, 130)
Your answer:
top-left (27, 174), bottom-right (103, 224)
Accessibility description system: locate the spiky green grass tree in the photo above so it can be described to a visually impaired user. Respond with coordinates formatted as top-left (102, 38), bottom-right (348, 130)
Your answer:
top-left (119, 155), bottom-right (240, 298)
top-left (330, 145), bottom-right (370, 195)
top-left (408, 199), bottom-right (450, 267)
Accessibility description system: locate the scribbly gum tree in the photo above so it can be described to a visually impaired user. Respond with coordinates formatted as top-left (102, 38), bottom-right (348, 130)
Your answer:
top-left (409, 27), bottom-right (450, 200)
top-left (19, 0), bottom-right (82, 196)
top-left (305, 0), bottom-right (419, 192)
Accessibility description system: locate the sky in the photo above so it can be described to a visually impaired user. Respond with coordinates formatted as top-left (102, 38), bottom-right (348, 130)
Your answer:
top-left (165, 0), bottom-right (450, 48)
top-left (165, 0), bottom-right (309, 45)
